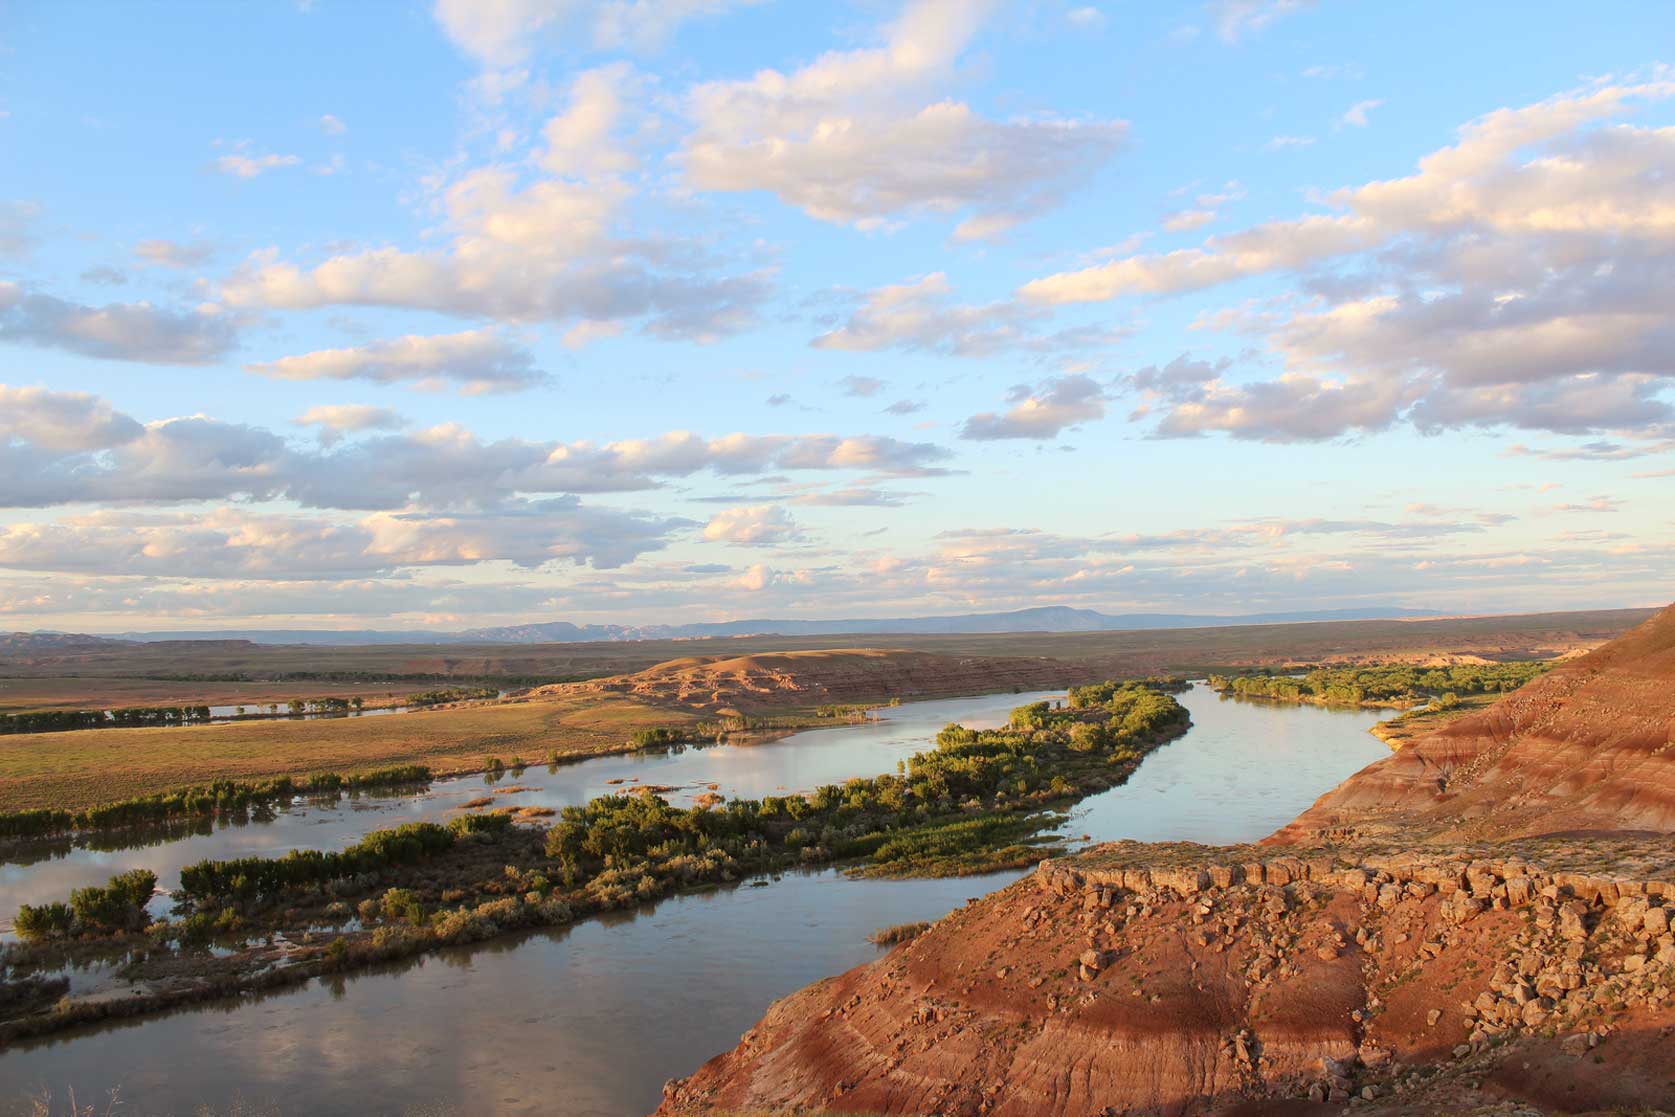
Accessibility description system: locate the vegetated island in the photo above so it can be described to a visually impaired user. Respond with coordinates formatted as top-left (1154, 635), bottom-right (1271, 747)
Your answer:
top-left (0, 679), bottom-right (1190, 1042)
top-left (1209, 660), bottom-right (1557, 749)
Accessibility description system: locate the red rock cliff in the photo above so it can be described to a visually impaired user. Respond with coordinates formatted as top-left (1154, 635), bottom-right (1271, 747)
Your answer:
top-left (1270, 601), bottom-right (1675, 844)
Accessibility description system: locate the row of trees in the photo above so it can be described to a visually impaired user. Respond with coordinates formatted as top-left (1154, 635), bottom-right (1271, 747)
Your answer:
top-left (0, 695), bottom-right (399, 736)
top-left (404, 687), bottom-right (499, 708)
top-left (1209, 661), bottom-right (1552, 706)
top-left (0, 766), bottom-right (433, 840)
top-left (0, 706), bottom-right (214, 735)
top-left (175, 817), bottom-right (506, 904)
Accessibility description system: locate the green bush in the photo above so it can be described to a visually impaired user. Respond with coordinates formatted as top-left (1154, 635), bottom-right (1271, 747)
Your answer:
top-left (14, 901), bottom-right (73, 939)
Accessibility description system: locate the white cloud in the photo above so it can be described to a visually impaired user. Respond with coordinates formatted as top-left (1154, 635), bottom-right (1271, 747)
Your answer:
top-left (213, 151), bottom-right (301, 179)
top-left (1163, 209), bottom-right (1216, 232)
top-left (960, 374), bottom-right (1107, 440)
top-left (1341, 98), bottom-right (1384, 127)
top-left (812, 272), bottom-right (1127, 357)
top-left (1212, 0), bottom-right (1314, 42)
top-left (1264, 134), bottom-right (1316, 151)
top-left (294, 404), bottom-right (406, 446)
top-left (0, 500), bottom-right (685, 579)
top-left (0, 386), bottom-right (951, 511)
top-left (246, 330), bottom-right (546, 394)
top-left (1066, 7), bottom-right (1105, 28)
top-left (1026, 77), bottom-right (1675, 440)
top-left (0, 283), bottom-right (237, 364)
top-left (680, 0), bottom-right (1125, 240)
top-left (0, 385), bottom-right (144, 452)
top-left (433, 0), bottom-right (759, 67)
top-left (221, 68), bottom-right (771, 341)
top-left (702, 504), bottom-right (801, 545)
top-left (318, 114), bottom-right (347, 135)
top-left (134, 239), bottom-right (214, 268)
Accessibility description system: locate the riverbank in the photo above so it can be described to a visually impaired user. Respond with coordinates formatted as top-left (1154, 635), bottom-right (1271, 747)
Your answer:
top-left (0, 684), bottom-right (1191, 1043)
top-left (1368, 693), bottom-right (1499, 747)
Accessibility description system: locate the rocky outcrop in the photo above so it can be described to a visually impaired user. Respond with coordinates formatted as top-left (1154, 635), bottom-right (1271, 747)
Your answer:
top-left (1270, 601), bottom-right (1675, 843)
top-left (539, 649), bottom-right (1083, 714)
top-left (658, 840), bottom-right (1675, 1116)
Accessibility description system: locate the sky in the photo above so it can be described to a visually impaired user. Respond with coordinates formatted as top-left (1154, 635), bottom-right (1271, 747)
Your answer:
top-left (1, 0), bottom-right (1672, 633)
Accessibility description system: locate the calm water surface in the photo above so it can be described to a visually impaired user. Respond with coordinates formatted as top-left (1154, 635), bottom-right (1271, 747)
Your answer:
top-left (0, 685), bottom-right (1388, 1116)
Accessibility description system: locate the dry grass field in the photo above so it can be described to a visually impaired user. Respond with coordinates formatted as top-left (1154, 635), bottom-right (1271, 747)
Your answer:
top-left (0, 693), bottom-right (702, 812)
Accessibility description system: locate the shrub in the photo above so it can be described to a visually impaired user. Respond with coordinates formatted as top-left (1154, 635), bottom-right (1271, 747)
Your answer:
top-left (448, 811), bottom-right (513, 838)
top-left (869, 920), bottom-right (930, 945)
top-left (14, 901), bottom-right (74, 939)
top-left (68, 869), bottom-right (157, 932)
top-left (380, 888), bottom-right (424, 923)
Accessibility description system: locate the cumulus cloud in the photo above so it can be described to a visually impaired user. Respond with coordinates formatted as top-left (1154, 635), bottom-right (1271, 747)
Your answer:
top-left (294, 404), bottom-right (406, 446)
top-left (318, 114), bottom-right (347, 135)
top-left (0, 283), bottom-right (237, 364)
top-left (1028, 77), bottom-right (1675, 440)
top-left (812, 272), bottom-right (1127, 357)
top-left (680, 0), bottom-right (1125, 240)
top-left (702, 503), bottom-right (801, 545)
top-left (213, 150), bottom-right (300, 178)
top-left (0, 385), bottom-right (145, 452)
top-left (0, 385), bottom-right (951, 511)
top-left (960, 374), bottom-right (1107, 440)
top-left (220, 68), bottom-right (770, 341)
top-left (0, 500), bottom-right (683, 579)
top-left (246, 330), bottom-right (546, 394)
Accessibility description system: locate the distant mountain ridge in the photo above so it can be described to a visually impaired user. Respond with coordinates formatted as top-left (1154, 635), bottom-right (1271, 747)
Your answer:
top-left (50, 604), bottom-right (1439, 646)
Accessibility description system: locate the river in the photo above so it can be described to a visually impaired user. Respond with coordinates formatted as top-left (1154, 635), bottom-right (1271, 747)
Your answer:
top-left (0, 684), bottom-right (1388, 1116)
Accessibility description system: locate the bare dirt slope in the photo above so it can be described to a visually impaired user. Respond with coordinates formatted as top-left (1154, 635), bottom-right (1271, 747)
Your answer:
top-left (1272, 600), bottom-right (1675, 844)
top-left (538, 648), bottom-right (1082, 714)
top-left (659, 842), bottom-right (1675, 1116)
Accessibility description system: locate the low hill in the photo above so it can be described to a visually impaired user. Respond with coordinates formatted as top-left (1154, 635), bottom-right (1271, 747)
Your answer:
top-left (1271, 600), bottom-right (1675, 843)
top-left (540, 648), bottom-right (1081, 714)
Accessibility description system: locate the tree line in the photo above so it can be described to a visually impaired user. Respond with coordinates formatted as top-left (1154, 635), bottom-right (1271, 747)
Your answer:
top-left (1208, 660), bottom-right (1552, 706)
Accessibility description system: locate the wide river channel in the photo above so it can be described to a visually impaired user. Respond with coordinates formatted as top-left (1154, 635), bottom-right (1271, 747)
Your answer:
top-left (0, 683), bottom-right (1388, 1116)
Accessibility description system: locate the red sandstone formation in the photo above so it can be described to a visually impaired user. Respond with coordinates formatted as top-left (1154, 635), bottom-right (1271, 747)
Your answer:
top-left (541, 648), bottom-right (1081, 714)
top-left (658, 843), bottom-right (1675, 1116)
top-left (1272, 601), bottom-right (1675, 844)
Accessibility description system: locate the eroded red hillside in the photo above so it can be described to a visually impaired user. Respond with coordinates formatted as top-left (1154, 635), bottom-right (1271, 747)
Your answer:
top-left (1271, 601), bottom-right (1675, 844)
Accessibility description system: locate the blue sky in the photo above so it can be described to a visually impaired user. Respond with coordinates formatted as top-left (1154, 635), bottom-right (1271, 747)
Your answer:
top-left (1, 0), bottom-right (1672, 631)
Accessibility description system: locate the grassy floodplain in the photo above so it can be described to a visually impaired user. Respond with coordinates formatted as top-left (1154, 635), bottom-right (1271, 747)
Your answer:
top-left (0, 693), bottom-right (704, 813)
